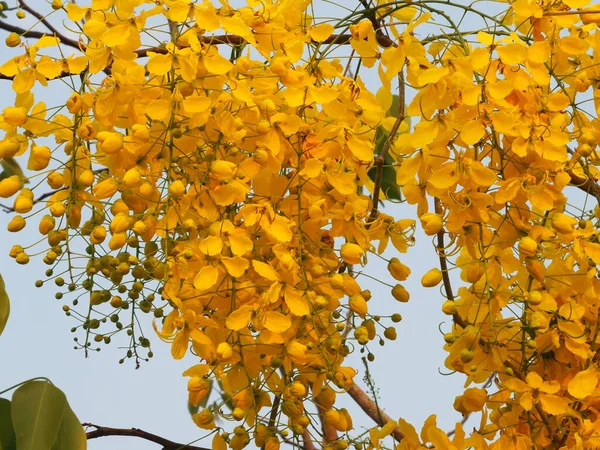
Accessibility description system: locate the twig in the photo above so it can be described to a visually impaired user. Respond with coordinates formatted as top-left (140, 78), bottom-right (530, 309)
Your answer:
top-left (316, 403), bottom-right (338, 443)
top-left (17, 0), bottom-right (81, 50)
top-left (302, 429), bottom-right (317, 450)
top-left (83, 423), bottom-right (210, 450)
top-left (367, 112), bottom-right (404, 223)
top-left (0, 188), bottom-right (66, 213)
top-left (346, 384), bottom-right (404, 442)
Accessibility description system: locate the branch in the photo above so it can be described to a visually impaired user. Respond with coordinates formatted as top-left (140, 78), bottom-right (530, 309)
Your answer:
top-left (316, 403), bottom-right (339, 443)
top-left (347, 384), bottom-right (404, 442)
top-left (568, 169), bottom-right (600, 203)
top-left (302, 430), bottom-right (317, 450)
top-left (17, 0), bottom-right (81, 50)
top-left (368, 113), bottom-right (404, 223)
top-left (0, 188), bottom-right (66, 213)
top-left (83, 423), bottom-right (210, 450)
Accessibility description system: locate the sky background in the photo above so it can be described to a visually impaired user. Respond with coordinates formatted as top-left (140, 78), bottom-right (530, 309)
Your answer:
top-left (0, 0), bottom-right (495, 448)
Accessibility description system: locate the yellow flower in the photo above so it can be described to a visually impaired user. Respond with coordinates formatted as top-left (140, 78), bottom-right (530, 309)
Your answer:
top-left (388, 257), bottom-right (411, 281)
top-left (3, 107), bottom-right (27, 125)
top-left (391, 284), bottom-right (410, 302)
top-left (0, 175), bottom-right (22, 198)
top-left (419, 213), bottom-right (443, 235)
top-left (421, 268), bottom-right (443, 287)
top-left (340, 242), bottom-right (364, 265)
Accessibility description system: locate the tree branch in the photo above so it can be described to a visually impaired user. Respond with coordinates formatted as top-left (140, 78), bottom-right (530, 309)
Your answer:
top-left (83, 423), bottom-right (210, 450)
top-left (17, 0), bottom-right (81, 50)
top-left (347, 384), bottom-right (404, 442)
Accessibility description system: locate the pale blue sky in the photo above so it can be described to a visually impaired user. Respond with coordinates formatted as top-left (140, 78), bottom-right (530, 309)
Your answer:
top-left (0, 1), bottom-right (492, 448)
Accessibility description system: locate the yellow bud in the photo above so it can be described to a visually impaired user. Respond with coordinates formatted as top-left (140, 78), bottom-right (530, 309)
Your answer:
top-left (3, 107), bottom-right (27, 125)
top-left (525, 257), bottom-right (545, 283)
top-left (7, 215), bottom-right (26, 232)
top-left (96, 131), bottom-right (123, 154)
top-left (518, 236), bottom-right (538, 257)
top-left (265, 436), bottom-right (280, 450)
top-left (388, 257), bottom-right (411, 281)
top-left (90, 225), bottom-right (107, 244)
top-left (331, 273), bottom-right (344, 289)
top-left (232, 407), bottom-right (245, 421)
top-left (340, 242), bottom-right (364, 265)
top-left (132, 124), bottom-right (150, 143)
top-left (464, 263), bottom-right (484, 283)
top-left (460, 349), bottom-right (474, 363)
top-left (0, 138), bottom-right (21, 158)
top-left (349, 294), bottom-right (367, 318)
top-left (391, 284), bottom-right (410, 302)
top-left (419, 213), bottom-right (443, 235)
top-left (122, 168), bottom-right (142, 188)
top-left (38, 215), bottom-right (56, 235)
top-left (110, 213), bottom-right (132, 234)
top-left (49, 201), bottom-right (66, 217)
top-left (289, 381), bottom-right (306, 397)
top-left (551, 213), bottom-right (576, 234)
top-left (211, 160), bottom-right (236, 180)
top-left (253, 148), bottom-right (269, 164)
top-left (169, 180), bottom-right (186, 199)
top-left (528, 290), bottom-right (542, 306)
top-left (421, 268), bottom-right (443, 288)
top-left (217, 342), bottom-right (233, 360)
top-left (192, 409), bottom-right (215, 429)
top-left (15, 252), bottom-right (29, 265)
top-left (13, 194), bottom-right (33, 214)
top-left (78, 170), bottom-right (95, 187)
top-left (92, 177), bottom-right (118, 199)
top-left (47, 171), bottom-right (64, 189)
top-left (27, 145), bottom-right (51, 171)
top-left (9, 245), bottom-right (23, 258)
top-left (442, 300), bottom-right (457, 315)
top-left (5, 32), bottom-right (21, 48)
top-left (16, 10), bottom-right (26, 19)
top-left (0, 175), bottom-right (22, 198)
top-left (66, 92), bottom-right (83, 114)
top-left (51, 0), bottom-right (63, 9)
top-left (109, 232), bottom-right (128, 250)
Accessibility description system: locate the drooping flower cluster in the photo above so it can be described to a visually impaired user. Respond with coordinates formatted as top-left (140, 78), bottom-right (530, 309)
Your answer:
top-left (3, 0), bottom-right (600, 449)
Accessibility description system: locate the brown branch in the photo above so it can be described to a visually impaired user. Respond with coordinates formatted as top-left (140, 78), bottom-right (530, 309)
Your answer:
top-left (302, 430), bottom-right (317, 450)
top-left (347, 384), bottom-right (404, 442)
top-left (17, 0), bottom-right (81, 50)
top-left (0, 188), bottom-right (66, 213)
top-left (83, 423), bottom-right (210, 450)
top-left (567, 170), bottom-right (600, 202)
top-left (316, 403), bottom-right (338, 443)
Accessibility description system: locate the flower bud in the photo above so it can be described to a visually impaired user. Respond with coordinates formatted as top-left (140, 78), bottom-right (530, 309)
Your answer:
top-left (388, 257), bottom-right (411, 281)
top-left (419, 213), bottom-right (443, 235)
top-left (340, 242), bottom-right (364, 265)
top-left (421, 268), bottom-right (443, 287)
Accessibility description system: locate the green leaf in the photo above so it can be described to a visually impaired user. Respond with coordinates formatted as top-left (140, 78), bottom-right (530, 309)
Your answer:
top-left (0, 2), bottom-right (7, 19)
top-left (0, 158), bottom-right (27, 184)
top-left (51, 404), bottom-right (86, 450)
top-left (0, 274), bottom-right (9, 337)
top-left (11, 381), bottom-right (67, 450)
top-left (0, 399), bottom-right (16, 450)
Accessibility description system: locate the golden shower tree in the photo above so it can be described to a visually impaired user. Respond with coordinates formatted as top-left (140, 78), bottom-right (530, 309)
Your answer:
top-left (2, 0), bottom-right (600, 449)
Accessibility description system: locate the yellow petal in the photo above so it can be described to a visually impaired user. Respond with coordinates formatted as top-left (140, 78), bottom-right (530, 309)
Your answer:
top-left (193, 265), bottom-right (219, 291)
top-left (539, 394), bottom-right (569, 415)
top-left (263, 311), bottom-right (291, 333)
top-left (226, 306), bottom-right (253, 331)
top-left (309, 23), bottom-right (334, 42)
top-left (568, 367), bottom-right (598, 399)
top-left (221, 256), bottom-right (249, 278)
top-left (284, 287), bottom-right (310, 316)
top-left (253, 260), bottom-right (280, 281)
top-left (460, 120), bottom-right (485, 146)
